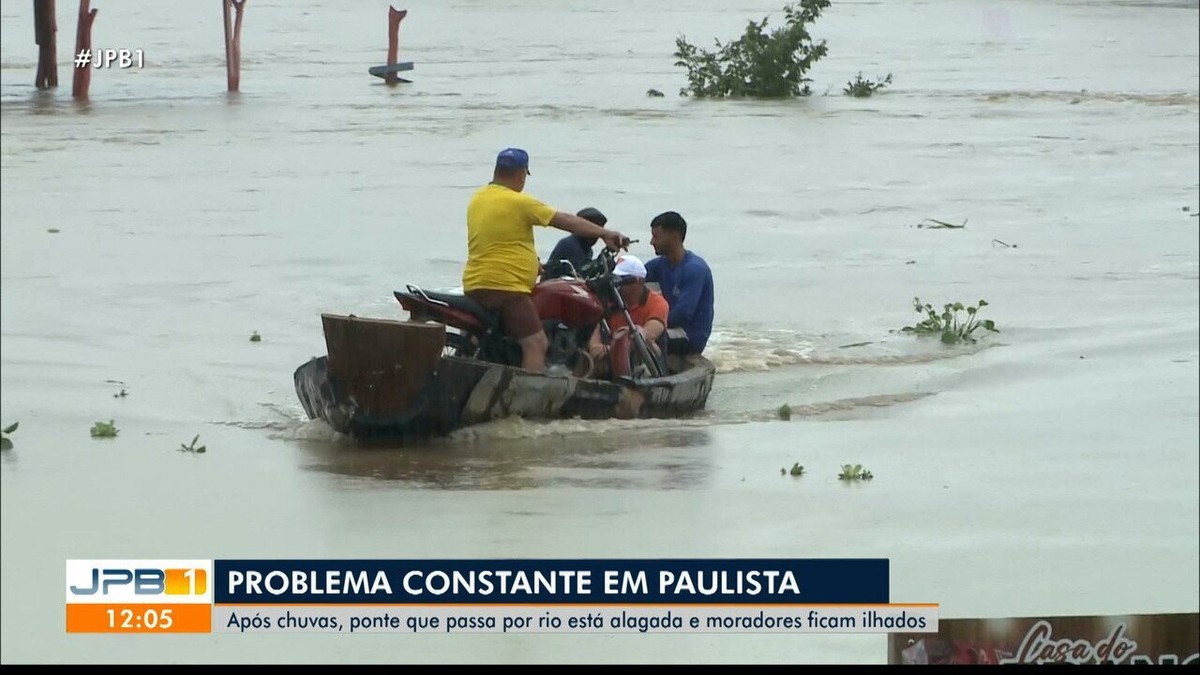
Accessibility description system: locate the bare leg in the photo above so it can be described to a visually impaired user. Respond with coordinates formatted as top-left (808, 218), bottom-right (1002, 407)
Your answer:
top-left (518, 331), bottom-right (549, 373)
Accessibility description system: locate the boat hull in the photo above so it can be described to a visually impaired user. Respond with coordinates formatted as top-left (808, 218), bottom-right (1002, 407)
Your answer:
top-left (294, 354), bottom-right (715, 441)
top-left (293, 314), bottom-right (715, 441)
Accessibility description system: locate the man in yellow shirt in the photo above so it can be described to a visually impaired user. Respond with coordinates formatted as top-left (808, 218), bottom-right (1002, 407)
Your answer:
top-left (464, 147), bottom-right (628, 373)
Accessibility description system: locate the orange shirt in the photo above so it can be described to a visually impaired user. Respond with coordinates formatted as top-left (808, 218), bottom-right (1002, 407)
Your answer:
top-left (608, 288), bottom-right (669, 335)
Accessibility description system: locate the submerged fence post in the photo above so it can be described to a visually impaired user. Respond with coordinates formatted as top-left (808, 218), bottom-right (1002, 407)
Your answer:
top-left (223, 0), bottom-right (247, 91)
top-left (34, 0), bottom-right (58, 90)
top-left (386, 7), bottom-right (407, 86)
top-left (71, 0), bottom-right (96, 99)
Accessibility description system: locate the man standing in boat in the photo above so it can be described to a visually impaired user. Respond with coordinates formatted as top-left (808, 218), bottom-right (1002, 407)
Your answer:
top-left (464, 148), bottom-right (628, 374)
top-left (645, 211), bottom-right (715, 355)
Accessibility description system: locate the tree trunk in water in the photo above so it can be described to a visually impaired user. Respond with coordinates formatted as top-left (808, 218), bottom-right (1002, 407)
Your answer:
top-left (34, 0), bottom-right (58, 90)
top-left (71, 0), bottom-right (96, 99)
top-left (223, 0), bottom-right (247, 91)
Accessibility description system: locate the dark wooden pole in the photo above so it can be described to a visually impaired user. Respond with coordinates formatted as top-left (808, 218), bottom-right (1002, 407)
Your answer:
top-left (231, 0), bottom-right (247, 90)
top-left (385, 7), bottom-right (407, 86)
top-left (34, 0), bottom-right (58, 90)
top-left (71, 0), bottom-right (96, 99)
top-left (223, 0), bottom-right (247, 92)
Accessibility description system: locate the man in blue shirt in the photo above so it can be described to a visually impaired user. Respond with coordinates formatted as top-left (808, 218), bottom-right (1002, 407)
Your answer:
top-left (644, 211), bottom-right (715, 355)
top-left (545, 207), bottom-right (607, 277)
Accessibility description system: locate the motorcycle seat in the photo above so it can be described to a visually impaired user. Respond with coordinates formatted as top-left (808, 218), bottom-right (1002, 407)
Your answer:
top-left (417, 289), bottom-right (496, 325)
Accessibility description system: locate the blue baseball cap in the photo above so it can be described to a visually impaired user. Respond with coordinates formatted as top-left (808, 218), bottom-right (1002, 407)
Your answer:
top-left (495, 147), bottom-right (531, 175)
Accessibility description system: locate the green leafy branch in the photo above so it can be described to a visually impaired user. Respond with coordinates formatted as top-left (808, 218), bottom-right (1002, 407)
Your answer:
top-left (674, 0), bottom-right (831, 98)
top-left (843, 72), bottom-right (892, 97)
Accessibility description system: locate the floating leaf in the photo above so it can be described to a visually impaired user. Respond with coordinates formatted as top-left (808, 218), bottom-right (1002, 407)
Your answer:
top-left (2, 422), bottom-right (17, 435)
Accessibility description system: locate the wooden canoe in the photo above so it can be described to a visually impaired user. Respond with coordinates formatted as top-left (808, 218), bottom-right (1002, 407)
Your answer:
top-left (293, 314), bottom-right (715, 442)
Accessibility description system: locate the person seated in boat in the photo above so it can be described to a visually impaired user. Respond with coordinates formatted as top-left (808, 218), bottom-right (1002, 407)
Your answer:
top-left (583, 254), bottom-right (668, 379)
top-left (645, 210), bottom-right (715, 355)
top-left (544, 207), bottom-right (608, 278)
top-left (464, 148), bottom-right (628, 374)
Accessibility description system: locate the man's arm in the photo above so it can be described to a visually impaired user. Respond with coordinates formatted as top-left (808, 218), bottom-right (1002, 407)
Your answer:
top-left (550, 212), bottom-right (627, 251)
top-left (640, 318), bottom-right (665, 343)
top-left (587, 324), bottom-right (607, 360)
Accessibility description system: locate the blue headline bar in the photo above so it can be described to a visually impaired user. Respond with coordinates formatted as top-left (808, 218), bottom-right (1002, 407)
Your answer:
top-left (214, 559), bottom-right (888, 604)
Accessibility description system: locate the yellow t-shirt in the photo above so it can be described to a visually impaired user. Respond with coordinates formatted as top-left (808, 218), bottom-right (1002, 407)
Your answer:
top-left (462, 183), bottom-right (557, 293)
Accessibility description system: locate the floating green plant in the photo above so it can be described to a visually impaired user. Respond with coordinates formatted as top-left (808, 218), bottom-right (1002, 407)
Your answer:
top-left (90, 420), bottom-right (118, 438)
top-left (900, 297), bottom-right (999, 345)
top-left (843, 72), bottom-right (892, 97)
top-left (838, 463), bottom-right (873, 481)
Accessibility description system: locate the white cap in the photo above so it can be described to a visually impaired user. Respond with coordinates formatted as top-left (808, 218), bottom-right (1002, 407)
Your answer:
top-left (613, 254), bottom-right (647, 279)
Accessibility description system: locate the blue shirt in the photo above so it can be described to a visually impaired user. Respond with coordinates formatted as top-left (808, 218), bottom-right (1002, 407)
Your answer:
top-left (546, 234), bottom-right (596, 271)
top-left (645, 250), bottom-right (714, 354)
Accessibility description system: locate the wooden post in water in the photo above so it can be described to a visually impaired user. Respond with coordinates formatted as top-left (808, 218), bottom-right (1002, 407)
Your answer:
top-left (222, 0), bottom-right (247, 91)
top-left (34, 0), bottom-right (58, 90)
top-left (71, 0), bottom-right (96, 99)
top-left (385, 7), bottom-right (407, 86)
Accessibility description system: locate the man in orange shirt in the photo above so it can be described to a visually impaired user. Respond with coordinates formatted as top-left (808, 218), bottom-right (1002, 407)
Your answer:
top-left (586, 254), bottom-right (668, 377)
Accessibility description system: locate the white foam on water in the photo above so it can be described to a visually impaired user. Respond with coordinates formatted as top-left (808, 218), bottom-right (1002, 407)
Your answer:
top-left (703, 327), bottom-right (999, 373)
top-left (445, 414), bottom-right (715, 443)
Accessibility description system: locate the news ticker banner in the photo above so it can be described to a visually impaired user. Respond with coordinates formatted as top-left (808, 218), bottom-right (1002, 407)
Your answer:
top-left (66, 558), bottom-right (939, 635)
top-left (888, 612), bottom-right (1200, 665)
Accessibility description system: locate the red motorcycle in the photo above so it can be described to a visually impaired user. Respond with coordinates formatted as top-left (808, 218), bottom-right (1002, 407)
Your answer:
top-left (394, 247), bottom-right (664, 379)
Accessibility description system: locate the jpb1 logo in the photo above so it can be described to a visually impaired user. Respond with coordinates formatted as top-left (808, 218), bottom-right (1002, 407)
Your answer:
top-left (65, 560), bottom-right (212, 604)
top-left (69, 567), bottom-right (206, 596)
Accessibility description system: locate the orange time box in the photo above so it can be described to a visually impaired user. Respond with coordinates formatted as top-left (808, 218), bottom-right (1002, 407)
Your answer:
top-left (66, 604), bottom-right (211, 633)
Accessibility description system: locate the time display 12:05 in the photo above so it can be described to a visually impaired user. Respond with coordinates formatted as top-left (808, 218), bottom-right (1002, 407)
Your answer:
top-left (107, 606), bottom-right (173, 629)
top-left (66, 604), bottom-right (211, 633)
